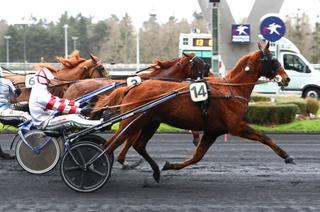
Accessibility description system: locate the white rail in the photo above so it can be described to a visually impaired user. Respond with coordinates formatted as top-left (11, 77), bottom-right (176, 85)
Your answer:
top-left (0, 63), bottom-right (150, 76)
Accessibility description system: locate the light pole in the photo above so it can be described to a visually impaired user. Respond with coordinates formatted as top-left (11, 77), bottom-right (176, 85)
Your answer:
top-left (63, 24), bottom-right (69, 58)
top-left (136, 27), bottom-right (140, 71)
top-left (4, 35), bottom-right (11, 65)
top-left (210, 0), bottom-right (220, 76)
top-left (71, 36), bottom-right (78, 50)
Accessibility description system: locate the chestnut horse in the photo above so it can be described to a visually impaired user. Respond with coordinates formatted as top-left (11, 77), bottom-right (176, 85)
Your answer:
top-left (63, 53), bottom-right (210, 100)
top-left (95, 42), bottom-right (293, 182)
top-left (62, 57), bottom-right (182, 99)
top-left (5, 51), bottom-right (107, 103)
top-left (65, 53), bottom-right (210, 169)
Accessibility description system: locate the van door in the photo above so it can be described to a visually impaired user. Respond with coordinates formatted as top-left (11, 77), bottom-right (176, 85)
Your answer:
top-left (280, 52), bottom-right (311, 92)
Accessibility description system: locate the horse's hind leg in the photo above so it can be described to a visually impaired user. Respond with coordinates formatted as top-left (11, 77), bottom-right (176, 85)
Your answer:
top-left (105, 115), bottom-right (145, 154)
top-left (162, 133), bottom-right (218, 171)
top-left (234, 124), bottom-right (295, 164)
top-left (117, 131), bottom-right (144, 169)
top-left (191, 131), bottom-right (202, 146)
top-left (132, 121), bottom-right (161, 182)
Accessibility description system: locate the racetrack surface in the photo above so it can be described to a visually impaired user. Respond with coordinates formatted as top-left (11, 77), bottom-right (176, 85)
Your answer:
top-left (0, 133), bottom-right (320, 211)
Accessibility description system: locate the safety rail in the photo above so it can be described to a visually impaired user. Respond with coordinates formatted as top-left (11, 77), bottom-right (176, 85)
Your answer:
top-left (0, 63), bottom-right (150, 76)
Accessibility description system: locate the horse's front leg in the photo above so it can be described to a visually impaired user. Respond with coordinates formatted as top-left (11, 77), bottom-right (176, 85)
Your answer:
top-left (131, 121), bottom-right (161, 182)
top-left (162, 133), bottom-right (218, 171)
top-left (233, 124), bottom-right (295, 164)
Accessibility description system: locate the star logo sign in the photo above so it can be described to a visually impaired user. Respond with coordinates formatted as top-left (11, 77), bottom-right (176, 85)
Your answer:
top-left (262, 23), bottom-right (282, 35)
top-left (236, 25), bottom-right (248, 35)
top-left (231, 24), bottom-right (250, 43)
top-left (260, 15), bottom-right (286, 42)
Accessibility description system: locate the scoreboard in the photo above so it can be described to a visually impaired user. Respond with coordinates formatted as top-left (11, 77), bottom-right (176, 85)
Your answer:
top-left (179, 33), bottom-right (213, 66)
top-left (192, 38), bottom-right (212, 47)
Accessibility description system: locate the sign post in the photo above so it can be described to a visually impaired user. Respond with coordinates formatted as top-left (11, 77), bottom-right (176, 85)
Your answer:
top-left (211, 0), bottom-right (219, 76)
top-left (259, 14), bottom-right (286, 98)
top-left (260, 14), bottom-right (286, 42)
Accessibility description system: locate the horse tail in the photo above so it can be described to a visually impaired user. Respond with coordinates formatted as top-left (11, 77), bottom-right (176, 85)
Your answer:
top-left (90, 86), bottom-right (127, 119)
top-left (91, 86), bottom-right (127, 116)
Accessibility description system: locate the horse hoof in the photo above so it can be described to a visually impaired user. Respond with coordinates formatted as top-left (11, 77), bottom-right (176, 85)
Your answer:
top-left (0, 152), bottom-right (15, 160)
top-left (153, 171), bottom-right (161, 183)
top-left (121, 164), bottom-right (130, 170)
top-left (192, 139), bottom-right (198, 146)
top-left (121, 159), bottom-right (143, 170)
top-left (285, 156), bottom-right (296, 164)
top-left (162, 161), bottom-right (174, 171)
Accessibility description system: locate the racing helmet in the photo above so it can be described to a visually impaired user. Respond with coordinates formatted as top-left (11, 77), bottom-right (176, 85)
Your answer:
top-left (35, 68), bottom-right (55, 85)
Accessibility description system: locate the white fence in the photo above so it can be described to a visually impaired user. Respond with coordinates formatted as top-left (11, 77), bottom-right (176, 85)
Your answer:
top-left (0, 63), bottom-right (150, 76)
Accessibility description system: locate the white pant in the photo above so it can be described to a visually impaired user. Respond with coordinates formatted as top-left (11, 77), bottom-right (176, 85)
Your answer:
top-left (44, 114), bottom-right (102, 131)
top-left (0, 108), bottom-right (32, 122)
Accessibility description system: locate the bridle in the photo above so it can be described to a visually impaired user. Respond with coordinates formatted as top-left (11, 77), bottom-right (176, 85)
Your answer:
top-left (87, 60), bottom-right (107, 78)
top-left (188, 55), bottom-right (210, 79)
top-left (258, 47), bottom-right (281, 80)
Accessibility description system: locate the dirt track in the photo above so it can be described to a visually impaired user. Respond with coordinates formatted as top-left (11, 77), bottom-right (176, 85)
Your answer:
top-left (0, 133), bottom-right (320, 211)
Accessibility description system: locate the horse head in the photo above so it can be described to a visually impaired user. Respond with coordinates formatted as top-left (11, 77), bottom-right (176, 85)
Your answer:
top-left (182, 52), bottom-right (210, 79)
top-left (230, 42), bottom-right (290, 87)
top-left (81, 53), bottom-right (108, 78)
top-left (146, 54), bottom-right (209, 80)
top-left (258, 42), bottom-right (290, 87)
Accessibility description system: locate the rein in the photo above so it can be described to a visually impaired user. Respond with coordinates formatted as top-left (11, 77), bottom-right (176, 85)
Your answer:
top-left (93, 81), bottom-right (250, 112)
top-left (135, 65), bottom-right (158, 74)
top-left (205, 77), bottom-right (273, 86)
top-left (93, 84), bottom-right (190, 111)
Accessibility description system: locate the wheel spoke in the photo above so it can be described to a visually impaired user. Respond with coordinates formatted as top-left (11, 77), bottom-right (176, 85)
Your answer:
top-left (76, 148), bottom-right (86, 165)
top-left (64, 165), bottom-right (82, 172)
top-left (88, 166), bottom-right (107, 177)
top-left (79, 170), bottom-right (86, 189)
top-left (86, 152), bottom-right (101, 166)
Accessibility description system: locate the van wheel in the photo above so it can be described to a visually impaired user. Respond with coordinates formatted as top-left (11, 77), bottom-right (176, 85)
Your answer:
top-left (303, 88), bottom-right (320, 99)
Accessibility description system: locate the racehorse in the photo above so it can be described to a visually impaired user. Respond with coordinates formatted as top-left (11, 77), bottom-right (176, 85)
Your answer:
top-left (61, 57), bottom-right (182, 100)
top-left (63, 53), bottom-right (210, 100)
top-left (95, 42), bottom-right (293, 182)
top-left (66, 53), bottom-right (210, 169)
top-left (5, 51), bottom-right (107, 103)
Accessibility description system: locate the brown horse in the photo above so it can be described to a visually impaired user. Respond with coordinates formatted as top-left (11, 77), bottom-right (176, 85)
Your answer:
top-left (95, 42), bottom-right (292, 182)
top-left (5, 51), bottom-right (107, 103)
top-left (66, 53), bottom-right (210, 170)
top-left (62, 53), bottom-right (209, 100)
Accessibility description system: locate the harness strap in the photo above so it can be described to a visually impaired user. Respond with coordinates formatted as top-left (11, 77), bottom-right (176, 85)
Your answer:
top-left (135, 65), bottom-right (157, 74)
top-left (200, 94), bottom-right (210, 137)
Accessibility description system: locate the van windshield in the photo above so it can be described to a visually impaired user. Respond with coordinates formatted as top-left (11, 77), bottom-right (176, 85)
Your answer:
top-left (283, 54), bottom-right (309, 73)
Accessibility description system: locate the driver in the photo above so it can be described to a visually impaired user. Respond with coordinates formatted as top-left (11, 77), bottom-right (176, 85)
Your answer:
top-left (29, 67), bottom-right (101, 131)
top-left (0, 67), bottom-right (32, 159)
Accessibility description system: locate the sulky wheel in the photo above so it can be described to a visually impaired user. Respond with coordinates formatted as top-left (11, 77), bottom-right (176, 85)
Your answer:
top-left (15, 130), bottom-right (60, 174)
top-left (74, 134), bottom-right (114, 167)
top-left (60, 141), bottom-right (112, 193)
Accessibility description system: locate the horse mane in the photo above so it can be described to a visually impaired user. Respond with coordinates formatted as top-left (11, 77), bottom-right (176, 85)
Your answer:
top-left (137, 65), bottom-right (161, 79)
top-left (154, 57), bottom-right (180, 69)
top-left (33, 63), bottom-right (60, 73)
top-left (225, 54), bottom-right (250, 80)
top-left (56, 50), bottom-right (86, 68)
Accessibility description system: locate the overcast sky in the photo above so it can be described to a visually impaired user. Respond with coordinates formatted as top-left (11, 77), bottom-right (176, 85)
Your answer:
top-left (1, 0), bottom-right (319, 27)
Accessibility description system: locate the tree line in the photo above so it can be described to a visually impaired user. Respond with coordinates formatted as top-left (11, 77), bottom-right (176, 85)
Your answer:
top-left (0, 12), bottom-right (208, 64)
top-left (0, 11), bottom-right (319, 64)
